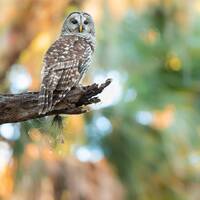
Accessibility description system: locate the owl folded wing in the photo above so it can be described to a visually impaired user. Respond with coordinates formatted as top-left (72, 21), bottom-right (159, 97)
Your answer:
top-left (38, 35), bottom-right (92, 114)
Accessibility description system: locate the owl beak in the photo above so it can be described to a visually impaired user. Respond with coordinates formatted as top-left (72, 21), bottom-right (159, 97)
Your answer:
top-left (79, 24), bottom-right (83, 32)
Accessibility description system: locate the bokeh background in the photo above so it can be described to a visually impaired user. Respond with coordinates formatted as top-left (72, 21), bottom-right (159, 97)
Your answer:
top-left (1, 0), bottom-right (200, 199)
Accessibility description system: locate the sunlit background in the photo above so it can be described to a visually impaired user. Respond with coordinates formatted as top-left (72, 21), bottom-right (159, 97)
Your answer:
top-left (1, 0), bottom-right (200, 199)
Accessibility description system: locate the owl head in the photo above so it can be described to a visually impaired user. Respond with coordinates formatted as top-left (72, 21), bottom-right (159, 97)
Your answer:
top-left (61, 12), bottom-right (95, 37)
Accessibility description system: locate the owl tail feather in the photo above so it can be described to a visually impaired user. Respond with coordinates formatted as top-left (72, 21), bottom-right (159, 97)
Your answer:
top-left (38, 87), bottom-right (54, 115)
top-left (52, 114), bottom-right (63, 130)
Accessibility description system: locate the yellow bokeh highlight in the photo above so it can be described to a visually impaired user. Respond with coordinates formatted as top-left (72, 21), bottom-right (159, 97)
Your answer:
top-left (0, 165), bottom-right (14, 199)
top-left (19, 31), bottom-right (52, 90)
top-left (64, 116), bottom-right (85, 135)
top-left (166, 55), bottom-right (182, 71)
top-left (30, 32), bottom-right (52, 52)
top-left (194, 1), bottom-right (200, 13)
top-left (20, 32), bottom-right (51, 64)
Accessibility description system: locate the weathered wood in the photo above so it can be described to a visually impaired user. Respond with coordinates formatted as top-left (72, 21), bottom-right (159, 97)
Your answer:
top-left (0, 79), bottom-right (111, 124)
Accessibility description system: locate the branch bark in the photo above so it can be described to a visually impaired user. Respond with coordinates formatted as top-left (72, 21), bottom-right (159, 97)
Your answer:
top-left (0, 79), bottom-right (111, 125)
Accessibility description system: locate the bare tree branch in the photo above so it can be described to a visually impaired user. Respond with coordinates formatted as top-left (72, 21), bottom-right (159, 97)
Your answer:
top-left (0, 79), bottom-right (111, 125)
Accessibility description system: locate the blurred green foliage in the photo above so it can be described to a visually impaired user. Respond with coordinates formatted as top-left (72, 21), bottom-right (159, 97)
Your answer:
top-left (86, 1), bottom-right (200, 199)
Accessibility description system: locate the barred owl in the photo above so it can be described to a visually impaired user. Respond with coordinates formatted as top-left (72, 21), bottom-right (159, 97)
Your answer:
top-left (38, 12), bottom-right (95, 114)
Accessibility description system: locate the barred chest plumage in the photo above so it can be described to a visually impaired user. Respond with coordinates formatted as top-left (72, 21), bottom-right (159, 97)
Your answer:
top-left (44, 35), bottom-right (95, 74)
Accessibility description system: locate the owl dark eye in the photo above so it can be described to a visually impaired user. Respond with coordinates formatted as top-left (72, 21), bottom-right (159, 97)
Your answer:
top-left (84, 20), bottom-right (89, 25)
top-left (71, 19), bottom-right (78, 24)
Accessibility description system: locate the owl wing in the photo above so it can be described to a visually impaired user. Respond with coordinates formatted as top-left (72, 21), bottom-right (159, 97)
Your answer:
top-left (38, 35), bottom-right (92, 115)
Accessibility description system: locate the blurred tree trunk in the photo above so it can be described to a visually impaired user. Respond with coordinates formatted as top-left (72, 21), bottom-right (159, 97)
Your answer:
top-left (12, 157), bottom-right (124, 200)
